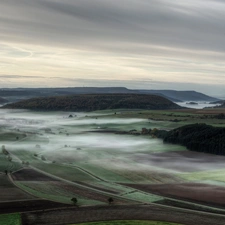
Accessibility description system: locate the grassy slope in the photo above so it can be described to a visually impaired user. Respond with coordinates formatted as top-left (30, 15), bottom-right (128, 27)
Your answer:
top-left (0, 213), bottom-right (21, 225)
top-left (180, 169), bottom-right (225, 183)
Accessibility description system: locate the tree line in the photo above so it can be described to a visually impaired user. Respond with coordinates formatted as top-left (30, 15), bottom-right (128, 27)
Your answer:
top-left (157, 123), bottom-right (225, 155)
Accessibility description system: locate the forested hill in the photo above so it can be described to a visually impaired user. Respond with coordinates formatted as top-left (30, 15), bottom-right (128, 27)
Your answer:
top-left (2, 94), bottom-right (181, 111)
top-left (162, 124), bottom-right (225, 155)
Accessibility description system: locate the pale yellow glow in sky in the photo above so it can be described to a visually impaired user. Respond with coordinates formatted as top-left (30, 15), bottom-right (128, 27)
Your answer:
top-left (1, 41), bottom-right (225, 91)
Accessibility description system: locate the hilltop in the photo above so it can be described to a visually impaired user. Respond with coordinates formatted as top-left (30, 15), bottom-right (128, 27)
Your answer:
top-left (2, 94), bottom-right (181, 111)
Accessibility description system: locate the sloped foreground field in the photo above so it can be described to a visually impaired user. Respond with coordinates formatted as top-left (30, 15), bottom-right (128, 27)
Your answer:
top-left (123, 183), bottom-right (225, 208)
top-left (0, 174), bottom-right (35, 202)
top-left (11, 168), bottom-right (134, 205)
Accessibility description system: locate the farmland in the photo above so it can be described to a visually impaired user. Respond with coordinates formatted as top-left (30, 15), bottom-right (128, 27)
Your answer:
top-left (1, 108), bottom-right (225, 224)
top-left (0, 173), bottom-right (35, 202)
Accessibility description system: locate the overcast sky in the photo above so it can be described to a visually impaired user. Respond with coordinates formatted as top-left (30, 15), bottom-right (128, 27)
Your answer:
top-left (0, 0), bottom-right (225, 96)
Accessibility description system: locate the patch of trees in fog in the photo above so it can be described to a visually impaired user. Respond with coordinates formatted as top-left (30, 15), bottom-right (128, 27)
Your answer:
top-left (162, 123), bottom-right (225, 155)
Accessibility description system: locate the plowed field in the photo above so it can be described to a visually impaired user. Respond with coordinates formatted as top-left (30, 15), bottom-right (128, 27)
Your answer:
top-left (11, 168), bottom-right (58, 181)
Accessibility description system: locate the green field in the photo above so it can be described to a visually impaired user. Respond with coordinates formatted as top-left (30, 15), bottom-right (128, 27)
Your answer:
top-left (0, 213), bottom-right (21, 225)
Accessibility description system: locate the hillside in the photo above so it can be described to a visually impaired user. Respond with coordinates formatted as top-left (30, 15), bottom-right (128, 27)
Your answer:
top-left (2, 94), bottom-right (181, 111)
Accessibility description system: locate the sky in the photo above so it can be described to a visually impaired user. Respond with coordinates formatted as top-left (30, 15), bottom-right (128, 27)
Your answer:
top-left (0, 0), bottom-right (225, 97)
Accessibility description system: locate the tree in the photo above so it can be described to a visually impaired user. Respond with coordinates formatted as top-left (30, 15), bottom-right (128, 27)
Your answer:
top-left (41, 155), bottom-right (46, 161)
top-left (71, 197), bottom-right (77, 205)
top-left (2, 145), bottom-right (9, 155)
top-left (108, 197), bottom-right (114, 205)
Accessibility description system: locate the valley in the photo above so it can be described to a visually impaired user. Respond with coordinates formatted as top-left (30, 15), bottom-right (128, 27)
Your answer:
top-left (0, 107), bottom-right (225, 224)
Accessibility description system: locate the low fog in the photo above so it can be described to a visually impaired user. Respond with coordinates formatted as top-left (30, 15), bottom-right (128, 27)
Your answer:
top-left (1, 109), bottom-right (225, 175)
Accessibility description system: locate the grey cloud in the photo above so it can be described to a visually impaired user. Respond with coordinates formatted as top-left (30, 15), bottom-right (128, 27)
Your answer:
top-left (36, 0), bottom-right (225, 52)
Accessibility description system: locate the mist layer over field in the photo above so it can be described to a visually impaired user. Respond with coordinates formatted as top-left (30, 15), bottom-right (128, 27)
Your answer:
top-left (176, 101), bottom-right (220, 109)
top-left (1, 109), bottom-right (225, 181)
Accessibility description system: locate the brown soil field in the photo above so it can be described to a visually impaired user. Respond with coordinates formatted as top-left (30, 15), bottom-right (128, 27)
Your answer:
top-left (21, 204), bottom-right (225, 225)
top-left (76, 182), bottom-right (120, 195)
top-left (123, 183), bottom-right (225, 208)
top-left (0, 174), bottom-right (35, 202)
top-left (0, 187), bottom-right (35, 202)
top-left (0, 200), bottom-right (70, 214)
top-left (114, 167), bottom-right (183, 184)
top-left (11, 168), bottom-right (59, 181)
top-left (133, 151), bottom-right (225, 173)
